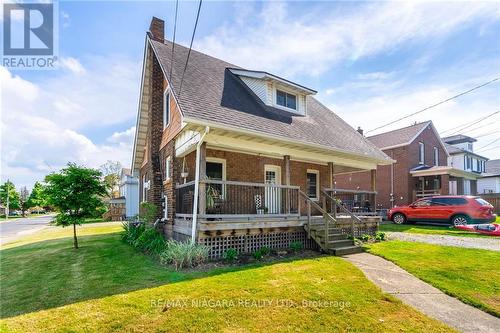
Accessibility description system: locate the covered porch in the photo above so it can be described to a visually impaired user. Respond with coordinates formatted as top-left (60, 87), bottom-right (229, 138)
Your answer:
top-left (171, 125), bottom-right (383, 242)
top-left (410, 166), bottom-right (480, 200)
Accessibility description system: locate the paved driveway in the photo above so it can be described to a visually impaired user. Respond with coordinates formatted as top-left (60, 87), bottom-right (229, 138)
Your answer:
top-left (386, 232), bottom-right (500, 251)
top-left (0, 215), bottom-right (54, 245)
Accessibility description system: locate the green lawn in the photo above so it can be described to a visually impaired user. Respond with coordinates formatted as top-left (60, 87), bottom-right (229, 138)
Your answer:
top-left (379, 223), bottom-right (494, 237)
top-left (366, 241), bottom-right (500, 317)
top-left (0, 226), bottom-right (453, 332)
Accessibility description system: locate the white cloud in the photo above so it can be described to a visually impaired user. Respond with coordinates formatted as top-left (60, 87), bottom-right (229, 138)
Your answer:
top-left (59, 57), bottom-right (85, 74)
top-left (196, 1), bottom-right (500, 78)
top-left (0, 56), bottom-right (140, 189)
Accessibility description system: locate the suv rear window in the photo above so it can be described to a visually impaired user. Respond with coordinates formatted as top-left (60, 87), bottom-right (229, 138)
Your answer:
top-left (475, 198), bottom-right (490, 206)
top-left (431, 197), bottom-right (467, 206)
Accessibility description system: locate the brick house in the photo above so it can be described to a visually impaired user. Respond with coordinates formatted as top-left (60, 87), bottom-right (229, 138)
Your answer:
top-left (336, 121), bottom-right (485, 210)
top-left (131, 18), bottom-right (392, 256)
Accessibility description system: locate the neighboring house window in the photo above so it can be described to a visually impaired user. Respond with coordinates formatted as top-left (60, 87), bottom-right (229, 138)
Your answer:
top-left (163, 90), bottom-right (170, 128)
top-left (276, 89), bottom-right (297, 110)
top-left (306, 170), bottom-right (319, 200)
top-left (465, 156), bottom-right (471, 170)
top-left (165, 156), bottom-right (171, 180)
top-left (467, 142), bottom-right (473, 151)
top-left (418, 142), bottom-right (425, 164)
top-left (433, 147), bottom-right (439, 166)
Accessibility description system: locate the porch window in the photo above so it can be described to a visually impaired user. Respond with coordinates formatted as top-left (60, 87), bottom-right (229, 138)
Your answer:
top-left (433, 147), bottom-right (439, 166)
top-left (276, 89), bottom-right (297, 110)
top-left (165, 156), bottom-right (171, 180)
top-left (206, 158), bottom-right (226, 198)
top-left (163, 90), bottom-right (170, 128)
top-left (306, 170), bottom-right (319, 200)
top-left (418, 142), bottom-right (424, 164)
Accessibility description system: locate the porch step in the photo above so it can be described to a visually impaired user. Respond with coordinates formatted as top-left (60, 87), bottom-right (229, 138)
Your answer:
top-left (333, 245), bottom-right (363, 256)
top-left (315, 233), bottom-right (347, 241)
top-left (327, 239), bottom-right (355, 248)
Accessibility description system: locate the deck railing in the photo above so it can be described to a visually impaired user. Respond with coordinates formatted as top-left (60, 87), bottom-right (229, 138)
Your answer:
top-left (413, 189), bottom-right (441, 200)
top-left (324, 188), bottom-right (377, 215)
top-left (175, 180), bottom-right (300, 218)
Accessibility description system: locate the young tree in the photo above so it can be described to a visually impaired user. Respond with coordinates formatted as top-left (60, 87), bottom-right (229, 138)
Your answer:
top-left (99, 160), bottom-right (122, 198)
top-left (0, 181), bottom-right (20, 212)
top-left (45, 163), bottom-right (107, 249)
top-left (28, 182), bottom-right (48, 213)
top-left (19, 186), bottom-right (31, 217)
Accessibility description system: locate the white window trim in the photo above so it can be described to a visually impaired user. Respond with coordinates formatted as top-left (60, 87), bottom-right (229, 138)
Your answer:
top-left (433, 147), bottom-right (439, 166)
top-left (264, 164), bottom-right (282, 185)
top-left (418, 142), bottom-right (425, 164)
top-left (163, 88), bottom-right (171, 129)
top-left (306, 169), bottom-right (320, 201)
top-left (206, 157), bottom-right (227, 197)
top-left (165, 156), bottom-right (171, 181)
top-left (273, 86), bottom-right (299, 112)
top-left (164, 194), bottom-right (168, 219)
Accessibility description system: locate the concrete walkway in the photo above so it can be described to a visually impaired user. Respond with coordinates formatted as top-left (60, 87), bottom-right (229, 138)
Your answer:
top-left (386, 232), bottom-right (500, 251)
top-left (344, 252), bottom-right (500, 333)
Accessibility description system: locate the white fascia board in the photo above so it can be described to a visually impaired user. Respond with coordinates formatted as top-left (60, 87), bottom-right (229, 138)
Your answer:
top-left (183, 117), bottom-right (395, 166)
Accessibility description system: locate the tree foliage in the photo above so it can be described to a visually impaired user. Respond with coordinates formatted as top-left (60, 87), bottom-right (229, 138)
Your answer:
top-left (0, 181), bottom-right (20, 211)
top-left (44, 163), bottom-right (107, 248)
top-left (100, 160), bottom-right (122, 198)
top-left (19, 186), bottom-right (31, 217)
top-left (28, 181), bottom-right (48, 209)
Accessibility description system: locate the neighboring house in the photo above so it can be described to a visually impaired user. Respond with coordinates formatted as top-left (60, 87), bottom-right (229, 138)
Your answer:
top-left (478, 159), bottom-right (500, 194)
top-left (442, 134), bottom-right (487, 195)
top-left (336, 121), bottom-right (454, 208)
top-left (119, 168), bottom-right (139, 218)
top-left (131, 17), bottom-right (392, 257)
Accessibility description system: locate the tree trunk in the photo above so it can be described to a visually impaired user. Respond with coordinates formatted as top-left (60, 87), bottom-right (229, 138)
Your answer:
top-left (73, 223), bottom-right (79, 249)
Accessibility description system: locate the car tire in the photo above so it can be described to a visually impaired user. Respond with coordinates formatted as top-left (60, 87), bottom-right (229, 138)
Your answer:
top-left (451, 214), bottom-right (469, 226)
top-left (392, 213), bottom-right (406, 225)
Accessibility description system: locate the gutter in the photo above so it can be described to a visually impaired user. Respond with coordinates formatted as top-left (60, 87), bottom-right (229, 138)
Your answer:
top-left (191, 126), bottom-right (210, 243)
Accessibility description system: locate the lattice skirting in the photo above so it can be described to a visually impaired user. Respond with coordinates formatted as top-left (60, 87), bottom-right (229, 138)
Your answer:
top-left (199, 230), bottom-right (318, 259)
top-left (173, 231), bottom-right (192, 243)
top-left (336, 221), bottom-right (379, 238)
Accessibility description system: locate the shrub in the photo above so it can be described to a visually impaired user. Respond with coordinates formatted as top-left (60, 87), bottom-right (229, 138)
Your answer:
top-left (160, 241), bottom-right (210, 270)
top-left (122, 222), bottom-right (145, 245)
top-left (252, 247), bottom-right (270, 260)
top-left (375, 231), bottom-right (386, 242)
top-left (140, 202), bottom-right (158, 225)
top-left (359, 234), bottom-right (371, 242)
top-left (290, 241), bottom-right (303, 252)
top-left (223, 248), bottom-right (238, 263)
top-left (134, 227), bottom-right (166, 255)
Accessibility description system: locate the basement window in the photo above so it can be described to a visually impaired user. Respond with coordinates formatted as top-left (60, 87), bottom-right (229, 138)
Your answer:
top-left (276, 89), bottom-right (297, 110)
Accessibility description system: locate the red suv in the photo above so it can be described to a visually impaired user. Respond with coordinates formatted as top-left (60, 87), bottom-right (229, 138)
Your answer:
top-left (388, 196), bottom-right (496, 226)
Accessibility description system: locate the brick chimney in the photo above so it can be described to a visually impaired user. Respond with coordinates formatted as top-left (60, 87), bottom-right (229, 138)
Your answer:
top-left (357, 126), bottom-right (364, 136)
top-left (149, 17), bottom-right (164, 42)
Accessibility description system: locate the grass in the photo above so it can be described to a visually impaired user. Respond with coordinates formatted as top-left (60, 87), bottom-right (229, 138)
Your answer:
top-left (82, 217), bottom-right (108, 224)
top-left (366, 241), bottom-right (500, 317)
top-left (379, 221), bottom-right (500, 238)
top-left (0, 226), bottom-right (453, 332)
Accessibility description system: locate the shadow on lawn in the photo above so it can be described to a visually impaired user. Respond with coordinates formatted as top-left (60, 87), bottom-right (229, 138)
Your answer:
top-left (0, 232), bottom-right (325, 319)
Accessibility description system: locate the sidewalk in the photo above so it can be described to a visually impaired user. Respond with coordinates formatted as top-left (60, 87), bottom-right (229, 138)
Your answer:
top-left (344, 252), bottom-right (500, 333)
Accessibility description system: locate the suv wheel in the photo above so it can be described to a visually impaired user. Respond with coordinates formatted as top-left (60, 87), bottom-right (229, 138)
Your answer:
top-left (452, 214), bottom-right (469, 226)
top-left (392, 213), bottom-right (406, 225)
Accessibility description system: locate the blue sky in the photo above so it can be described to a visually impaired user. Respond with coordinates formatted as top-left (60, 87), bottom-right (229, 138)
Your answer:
top-left (1, 1), bottom-right (500, 189)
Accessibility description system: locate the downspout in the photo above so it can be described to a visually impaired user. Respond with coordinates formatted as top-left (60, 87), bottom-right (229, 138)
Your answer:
top-left (191, 126), bottom-right (210, 243)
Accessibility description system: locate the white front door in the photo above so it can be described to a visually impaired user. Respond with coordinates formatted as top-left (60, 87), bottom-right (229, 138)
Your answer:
top-left (264, 165), bottom-right (281, 214)
top-left (449, 180), bottom-right (457, 195)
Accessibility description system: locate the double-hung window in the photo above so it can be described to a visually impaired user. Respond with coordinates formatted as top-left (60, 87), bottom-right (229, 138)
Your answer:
top-left (163, 90), bottom-right (170, 128)
top-left (165, 156), bottom-right (171, 181)
top-left (433, 147), bottom-right (439, 166)
top-left (418, 142), bottom-right (425, 164)
top-left (306, 170), bottom-right (319, 201)
top-left (276, 89), bottom-right (297, 110)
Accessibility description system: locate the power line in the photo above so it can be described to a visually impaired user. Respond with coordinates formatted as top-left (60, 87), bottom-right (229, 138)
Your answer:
top-left (168, 0), bottom-right (179, 83)
top-left (476, 144), bottom-right (500, 153)
top-left (178, 0), bottom-right (203, 97)
top-left (440, 110), bottom-right (500, 135)
top-left (476, 137), bottom-right (500, 151)
top-left (473, 129), bottom-right (500, 139)
top-left (366, 77), bottom-right (500, 134)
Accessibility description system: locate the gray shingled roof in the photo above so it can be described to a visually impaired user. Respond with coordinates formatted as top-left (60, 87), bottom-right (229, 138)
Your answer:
top-left (444, 143), bottom-right (463, 154)
top-left (367, 121), bottom-right (431, 149)
top-left (442, 134), bottom-right (477, 144)
top-left (486, 159), bottom-right (500, 174)
top-left (150, 39), bottom-right (390, 162)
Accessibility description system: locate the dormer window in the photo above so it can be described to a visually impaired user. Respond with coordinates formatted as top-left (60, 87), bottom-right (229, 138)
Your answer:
top-left (276, 89), bottom-right (297, 110)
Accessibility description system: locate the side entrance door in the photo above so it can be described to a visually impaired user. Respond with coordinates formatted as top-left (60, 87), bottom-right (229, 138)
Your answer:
top-left (264, 165), bottom-right (282, 214)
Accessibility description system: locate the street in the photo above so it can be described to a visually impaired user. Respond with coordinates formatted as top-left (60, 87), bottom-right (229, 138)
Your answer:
top-left (0, 215), bottom-right (54, 245)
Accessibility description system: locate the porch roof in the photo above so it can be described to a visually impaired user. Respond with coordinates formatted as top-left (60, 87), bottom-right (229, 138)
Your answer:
top-left (410, 166), bottom-right (481, 180)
